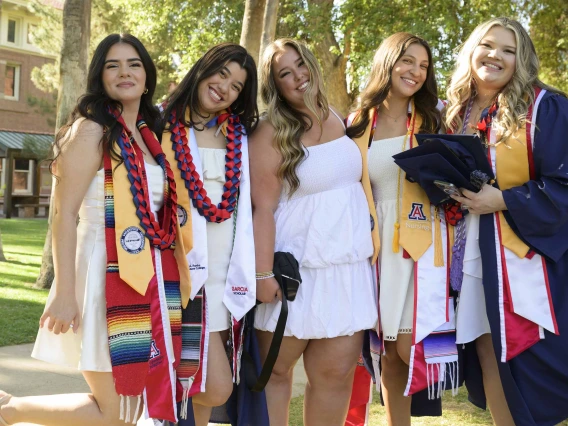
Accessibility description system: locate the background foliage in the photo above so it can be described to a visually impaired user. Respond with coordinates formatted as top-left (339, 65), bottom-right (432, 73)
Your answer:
top-left (29, 0), bottom-right (568, 108)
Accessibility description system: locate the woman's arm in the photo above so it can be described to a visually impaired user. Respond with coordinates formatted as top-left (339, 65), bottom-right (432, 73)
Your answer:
top-left (500, 94), bottom-right (568, 262)
top-left (249, 119), bottom-right (283, 303)
top-left (40, 119), bottom-right (103, 334)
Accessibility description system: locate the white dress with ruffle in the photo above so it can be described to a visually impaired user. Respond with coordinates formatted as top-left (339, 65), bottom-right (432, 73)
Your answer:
top-left (254, 129), bottom-right (377, 339)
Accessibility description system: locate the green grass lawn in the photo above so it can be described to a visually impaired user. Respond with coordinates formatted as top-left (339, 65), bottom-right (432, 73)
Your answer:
top-left (0, 218), bottom-right (49, 347)
top-left (285, 388), bottom-right (494, 426)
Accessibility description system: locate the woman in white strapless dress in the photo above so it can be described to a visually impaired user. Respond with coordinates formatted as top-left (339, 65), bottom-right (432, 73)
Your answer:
top-left (0, 34), bottom-right (183, 425)
top-left (159, 43), bottom-right (259, 426)
top-left (250, 39), bottom-right (378, 426)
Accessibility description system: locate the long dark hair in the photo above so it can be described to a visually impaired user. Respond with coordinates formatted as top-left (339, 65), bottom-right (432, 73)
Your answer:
top-left (52, 33), bottom-right (158, 168)
top-left (347, 32), bottom-right (439, 139)
top-left (162, 43), bottom-right (259, 134)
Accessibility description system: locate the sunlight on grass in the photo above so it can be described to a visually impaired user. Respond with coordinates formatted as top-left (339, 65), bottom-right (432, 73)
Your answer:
top-left (0, 219), bottom-right (49, 346)
top-left (287, 389), bottom-right (493, 425)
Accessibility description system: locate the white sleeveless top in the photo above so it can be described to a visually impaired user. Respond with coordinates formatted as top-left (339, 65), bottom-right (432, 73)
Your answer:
top-left (254, 111), bottom-right (377, 339)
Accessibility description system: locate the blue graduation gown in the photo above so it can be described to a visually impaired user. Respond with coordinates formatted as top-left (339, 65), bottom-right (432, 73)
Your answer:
top-left (473, 92), bottom-right (568, 426)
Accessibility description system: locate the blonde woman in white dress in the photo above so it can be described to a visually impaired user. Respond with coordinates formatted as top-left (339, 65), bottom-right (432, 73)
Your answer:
top-left (250, 38), bottom-right (380, 426)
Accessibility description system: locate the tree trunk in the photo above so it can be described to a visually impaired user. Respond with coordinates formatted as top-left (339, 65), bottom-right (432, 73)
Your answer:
top-left (56, 0), bottom-right (91, 129)
top-left (308, 0), bottom-right (352, 116)
top-left (35, 0), bottom-right (91, 289)
top-left (35, 202), bottom-right (54, 288)
top-left (259, 0), bottom-right (279, 59)
top-left (0, 229), bottom-right (6, 262)
top-left (240, 0), bottom-right (267, 65)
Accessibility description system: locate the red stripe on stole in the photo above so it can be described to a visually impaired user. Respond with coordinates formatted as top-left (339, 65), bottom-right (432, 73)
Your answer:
top-left (407, 341), bottom-right (436, 395)
top-left (345, 365), bottom-right (372, 426)
top-left (495, 212), bottom-right (540, 361)
top-left (412, 261), bottom-right (419, 345)
top-left (144, 251), bottom-right (177, 422)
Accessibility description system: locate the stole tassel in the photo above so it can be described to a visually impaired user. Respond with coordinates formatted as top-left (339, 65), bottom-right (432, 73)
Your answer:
top-left (434, 208), bottom-right (444, 267)
top-left (392, 222), bottom-right (400, 253)
top-left (119, 394), bottom-right (125, 421)
top-left (131, 395), bottom-right (141, 424)
top-left (180, 378), bottom-right (194, 420)
top-left (125, 395), bottom-right (131, 424)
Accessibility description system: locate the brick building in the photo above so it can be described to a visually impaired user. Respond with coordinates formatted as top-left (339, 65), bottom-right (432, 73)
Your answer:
top-left (0, 0), bottom-right (62, 217)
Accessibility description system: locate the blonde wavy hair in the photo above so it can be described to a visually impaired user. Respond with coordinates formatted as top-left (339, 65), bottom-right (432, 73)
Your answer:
top-left (259, 38), bottom-right (329, 195)
top-left (445, 17), bottom-right (564, 142)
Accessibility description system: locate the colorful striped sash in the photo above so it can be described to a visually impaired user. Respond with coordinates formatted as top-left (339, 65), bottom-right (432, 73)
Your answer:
top-left (104, 112), bottom-right (188, 423)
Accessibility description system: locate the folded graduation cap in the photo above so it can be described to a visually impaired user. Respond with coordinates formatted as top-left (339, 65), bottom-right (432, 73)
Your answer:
top-left (392, 134), bottom-right (494, 205)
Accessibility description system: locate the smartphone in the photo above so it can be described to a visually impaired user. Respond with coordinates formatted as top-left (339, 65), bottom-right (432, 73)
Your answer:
top-left (434, 180), bottom-right (463, 197)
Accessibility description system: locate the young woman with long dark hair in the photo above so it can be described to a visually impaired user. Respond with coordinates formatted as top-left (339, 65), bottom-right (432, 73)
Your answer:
top-left (160, 43), bottom-right (259, 426)
top-left (347, 32), bottom-right (454, 426)
top-left (0, 33), bottom-right (188, 425)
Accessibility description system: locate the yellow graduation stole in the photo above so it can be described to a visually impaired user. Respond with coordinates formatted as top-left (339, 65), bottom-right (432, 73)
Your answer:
top-left (112, 152), bottom-right (155, 295)
top-left (160, 109), bottom-right (197, 307)
top-left (351, 110), bottom-right (381, 264)
top-left (495, 127), bottom-right (531, 258)
top-left (397, 109), bottom-right (440, 263)
top-left (112, 133), bottom-right (191, 303)
top-left (351, 102), bottom-right (439, 265)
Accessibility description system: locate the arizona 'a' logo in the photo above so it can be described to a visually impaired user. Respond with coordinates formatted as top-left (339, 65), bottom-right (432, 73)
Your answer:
top-left (408, 203), bottom-right (427, 221)
top-left (150, 340), bottom-right (161, 359)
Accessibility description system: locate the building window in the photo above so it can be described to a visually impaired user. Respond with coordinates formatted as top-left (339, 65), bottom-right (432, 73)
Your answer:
top-left (4, 65), bottom-right (20, 100)
top-left (39, 161), bottom-right (52, 197)
top-left (7, 19), bottom-right (17, 43)
top-left (13, 159), bottom-right (34, 194)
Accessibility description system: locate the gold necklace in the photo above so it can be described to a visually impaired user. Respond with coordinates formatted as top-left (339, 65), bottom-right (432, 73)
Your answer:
top-left (379, 106), bottom-right (407, 123)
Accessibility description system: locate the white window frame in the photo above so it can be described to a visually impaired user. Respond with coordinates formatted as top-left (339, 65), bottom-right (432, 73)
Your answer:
top-left (13, 159), bottom-right (34, 195)
top-left (4, 63), bottom-right (20, 101)
top-left (5, 16), bottom-right (22, 46)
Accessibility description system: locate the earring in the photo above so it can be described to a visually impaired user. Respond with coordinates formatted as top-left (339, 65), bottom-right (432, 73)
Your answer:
top-left (143, 88), bottom-right (148, 94)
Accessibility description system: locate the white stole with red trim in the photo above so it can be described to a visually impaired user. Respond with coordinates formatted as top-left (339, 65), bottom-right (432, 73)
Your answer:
top-left (488, 88), bottom-right (558, 362)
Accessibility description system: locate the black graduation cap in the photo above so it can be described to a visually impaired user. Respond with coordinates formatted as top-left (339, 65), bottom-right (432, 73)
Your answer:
top-left (392, 134), bottom-right (494, 205)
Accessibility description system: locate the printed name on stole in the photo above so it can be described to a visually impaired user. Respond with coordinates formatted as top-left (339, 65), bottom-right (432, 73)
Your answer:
top-left (405, 222), bottom-right (431, 231)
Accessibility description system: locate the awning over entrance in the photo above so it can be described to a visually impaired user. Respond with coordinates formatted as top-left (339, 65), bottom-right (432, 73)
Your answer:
top-left (1, 130), bottom-right (53, 218)
top-left (0, 130), bottom-right (53, 158)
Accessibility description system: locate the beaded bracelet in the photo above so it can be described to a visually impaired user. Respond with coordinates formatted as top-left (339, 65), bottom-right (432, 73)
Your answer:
top-left (256, 271), bottom-right (275, 280)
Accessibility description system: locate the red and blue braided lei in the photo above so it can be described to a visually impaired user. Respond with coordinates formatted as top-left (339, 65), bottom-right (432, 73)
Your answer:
top-left (168, 110), bottom-right (243, 223)
top-left (112, 111), bottom-right (179, 248)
